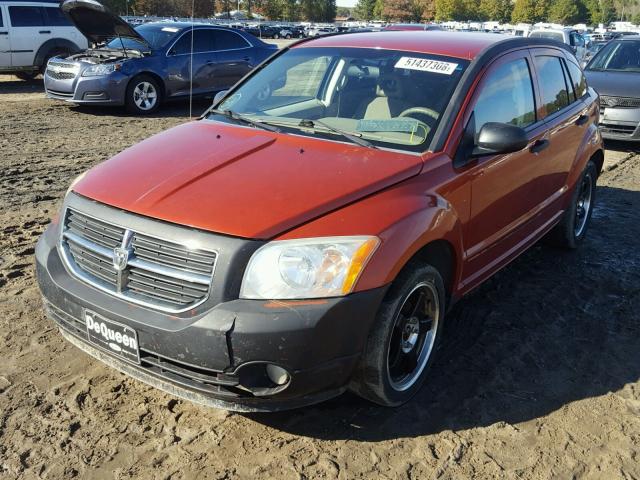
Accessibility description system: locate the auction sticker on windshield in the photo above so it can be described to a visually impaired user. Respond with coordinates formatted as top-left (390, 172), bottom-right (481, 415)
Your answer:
top-left (85, 310), bottom-right (140, 364)
top-left (395, 57), bottom-right (458, 75)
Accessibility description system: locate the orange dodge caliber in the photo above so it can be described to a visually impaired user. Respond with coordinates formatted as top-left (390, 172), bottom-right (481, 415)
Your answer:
top-left (36, 32), bottom-right (604, 411)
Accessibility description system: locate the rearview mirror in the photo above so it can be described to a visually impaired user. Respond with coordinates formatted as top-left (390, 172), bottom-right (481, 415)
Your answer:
top-left (213, 90), bottom-right (228, 105)
top-left (472, 122), bottom-right (528, 157)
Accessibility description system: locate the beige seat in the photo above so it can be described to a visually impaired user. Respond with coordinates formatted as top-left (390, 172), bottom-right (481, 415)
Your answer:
top-left (357, 73), bottom-right (412, 119)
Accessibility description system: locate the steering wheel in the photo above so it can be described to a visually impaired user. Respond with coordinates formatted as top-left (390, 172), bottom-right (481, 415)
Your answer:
top-left (399, 107), bottom-right (440, 130)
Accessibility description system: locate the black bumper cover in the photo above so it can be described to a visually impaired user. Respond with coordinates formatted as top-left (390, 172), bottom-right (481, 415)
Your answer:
top-left (35, 223), bottom-right (387, 411)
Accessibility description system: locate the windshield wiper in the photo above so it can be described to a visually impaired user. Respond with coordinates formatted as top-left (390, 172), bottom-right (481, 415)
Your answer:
top-left (298, 119), bottom-right (377, 149)
top-left (211, 109), bottom-right (281, 133)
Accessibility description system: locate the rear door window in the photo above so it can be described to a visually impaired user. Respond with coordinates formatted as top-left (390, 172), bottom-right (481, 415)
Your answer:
top-left (44, 7), bottom-right (72, 26)
top-left (171, 29), bottom-right (215, 55)
top-left (214, 30), bottom-right (250, 50)
top-left (565, 60), bottom-right (588, 98)
top-left (9, 6), bottom-right (45, 27)
top-left (534, 56), bottom-right (571, 117)
top-left (473, 57), bottom-right (537, 135)
top-left (0, 8), bottom-right (4, 27)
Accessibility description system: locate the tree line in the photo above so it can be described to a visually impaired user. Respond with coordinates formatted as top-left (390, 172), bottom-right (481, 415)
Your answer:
top-left (102, 0), bottom-right (337, 22)
top-left (354, 0), bottom-right (640, 25)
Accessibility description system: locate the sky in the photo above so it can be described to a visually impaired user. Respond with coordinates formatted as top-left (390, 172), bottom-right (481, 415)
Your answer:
top-left (337, 0), bottom-right (358, 8)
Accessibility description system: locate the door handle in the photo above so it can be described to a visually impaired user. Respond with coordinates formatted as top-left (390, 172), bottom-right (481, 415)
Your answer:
top-left (575, 114), bottom-right (589, 126)
top-left (242, 56), bottom-right (250, 61)
top-left (0, 31), bottom-right (8, 35)
top-left (39, 30), bottom-right (51, 34)
top-left (529, 139), bottom-right (549, 154)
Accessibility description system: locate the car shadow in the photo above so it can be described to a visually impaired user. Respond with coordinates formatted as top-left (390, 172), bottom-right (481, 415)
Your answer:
top-left (604, 139), bottom-right (639, 153)
top-left (245, 184), bottom-right (640, 441)
top-left (0, 76), bottom-right (44, 94)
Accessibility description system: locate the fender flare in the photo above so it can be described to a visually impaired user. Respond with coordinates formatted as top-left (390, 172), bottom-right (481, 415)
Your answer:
top-left (34, 38), bottom-right (81, 69)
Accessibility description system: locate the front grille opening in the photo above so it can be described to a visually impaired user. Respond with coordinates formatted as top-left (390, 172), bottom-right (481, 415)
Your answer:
top-left (60, 208), bottom-right (217, 312)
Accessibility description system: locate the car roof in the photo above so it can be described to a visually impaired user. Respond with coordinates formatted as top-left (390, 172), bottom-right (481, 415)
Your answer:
top-left (292, 31), bottom-right (562, 61)
top-left (139, 22), bottom-right (237, 31)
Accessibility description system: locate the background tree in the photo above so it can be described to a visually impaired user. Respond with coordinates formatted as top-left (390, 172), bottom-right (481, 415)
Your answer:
top-left (373, 0), bottom-right (385, 20)
top-left (511, 0), bottom-right (538, 22)
top-left (382, 0), bottom-right (415, 21)
top-left (354, 0), bottom-right (376, 20)
top-left (479, 0), bottom-right (513, 22)
top-left (413, 0), bottom-right (436, 20)
top-left (261, 0), bottom-right (283, 18)
top-left (435, 0), bottom-right (469, 20)
top-left (548, 0), bottom-right (580, 23)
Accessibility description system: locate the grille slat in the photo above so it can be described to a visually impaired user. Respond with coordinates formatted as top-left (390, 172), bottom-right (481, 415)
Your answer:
top-left (132, 234), bottom-right (216, 274)
top-left (61, 209), bottom-right (216, 312)
top-left (600, 95), bottom-right (640, 109)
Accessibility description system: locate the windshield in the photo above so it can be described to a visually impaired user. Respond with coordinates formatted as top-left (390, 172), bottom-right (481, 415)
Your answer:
top-left (211, 47), bottom-right (468, 153)
top-left (105, 24), bottom-right (180, 50)
top-left (529, 31), bottom-right (564, 42)
top-left (587, 40), bottom-right (640, 72)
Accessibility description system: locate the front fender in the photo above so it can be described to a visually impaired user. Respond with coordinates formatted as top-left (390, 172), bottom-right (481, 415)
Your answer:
top-left (277, 170), bottom-right (467, 295)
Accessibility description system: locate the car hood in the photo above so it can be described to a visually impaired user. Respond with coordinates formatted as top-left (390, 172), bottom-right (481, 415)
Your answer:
top-left (585, 70), bottom-right (640, 98)
top-left (72, 121), bottom-right (425, 239)
top-left (61, 0), bottom-right (148, 46)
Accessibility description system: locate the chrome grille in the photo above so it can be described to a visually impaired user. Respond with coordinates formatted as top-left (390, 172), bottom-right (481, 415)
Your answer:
top-left (600, 95), bottom-right (640, 109)
top-left (60, 209), bottom-right (217, 312)
top-left (46, 70), bottom-right (76, 80)
top-left (46, 60), bottom-right (79, 80)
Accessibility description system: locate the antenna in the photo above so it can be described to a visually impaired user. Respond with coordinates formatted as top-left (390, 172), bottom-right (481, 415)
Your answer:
top-left (189, 0), bottom-right (195, 119)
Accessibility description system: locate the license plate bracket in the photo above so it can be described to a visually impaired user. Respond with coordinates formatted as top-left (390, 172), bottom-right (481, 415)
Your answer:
top-left (84, 310), bottom-right (140, 364)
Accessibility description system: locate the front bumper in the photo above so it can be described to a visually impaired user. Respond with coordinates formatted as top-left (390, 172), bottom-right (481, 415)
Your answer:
top-left (35, 215), bottom-right (386, 411)
top-left (599, 106), bottom-right (640, 141)
top-left (44, 70), bottom-right (129, 106)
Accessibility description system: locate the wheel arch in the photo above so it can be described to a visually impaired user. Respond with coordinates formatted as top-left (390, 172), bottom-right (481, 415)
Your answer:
top-left (34, 38), bottom-right (81, 69)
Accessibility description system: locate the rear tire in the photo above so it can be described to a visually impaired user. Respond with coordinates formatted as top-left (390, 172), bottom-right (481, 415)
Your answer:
top-left (547, 160), bottom-right (597, 249)
top-left (350, 264), bottom-right (446, 407)
top-left (125, 74), bottom-right (161, 115)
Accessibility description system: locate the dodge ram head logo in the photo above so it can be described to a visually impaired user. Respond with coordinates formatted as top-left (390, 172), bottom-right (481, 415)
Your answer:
top-left (113, 247), bottom-right (130, 271)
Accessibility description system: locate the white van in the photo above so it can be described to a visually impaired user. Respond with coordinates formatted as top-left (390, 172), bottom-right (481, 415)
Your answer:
top-left (0, 0), bottom-right (87, 80)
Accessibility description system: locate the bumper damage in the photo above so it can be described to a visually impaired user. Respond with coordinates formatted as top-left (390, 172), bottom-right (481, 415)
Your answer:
top-left (36, 222), bottom-right (387, 411)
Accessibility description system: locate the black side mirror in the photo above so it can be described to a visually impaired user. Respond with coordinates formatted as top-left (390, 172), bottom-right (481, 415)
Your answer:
top-left (472, 122), bottom-right (528, 157)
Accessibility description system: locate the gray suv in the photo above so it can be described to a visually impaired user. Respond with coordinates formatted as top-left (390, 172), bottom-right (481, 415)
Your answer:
top-left (44, 0), bottom-right (276, 114)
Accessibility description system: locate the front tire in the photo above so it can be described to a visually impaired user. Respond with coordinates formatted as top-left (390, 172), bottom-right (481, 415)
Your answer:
top-left (350, 264), bottom-right (446, 407)
top-left (548, 160), bottom-right (597, 249)
top-left (125, 74), bottom-right (161, 115)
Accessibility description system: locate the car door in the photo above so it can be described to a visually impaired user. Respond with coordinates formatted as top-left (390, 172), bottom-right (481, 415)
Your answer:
top-left (165, 29), bottom-right (217, 97)
top-left (0, 6), bottom-right (11, 68)
top-left (210, 29), bottom-right (253, 92)
top-left (529, 49), bottom-right (589, 207)
top-left (459, 50), bottom-right (550, 281)
top-left (43, 6), bottom-right (87, 51)
top-left (7, 4), bottom-right (46, 67)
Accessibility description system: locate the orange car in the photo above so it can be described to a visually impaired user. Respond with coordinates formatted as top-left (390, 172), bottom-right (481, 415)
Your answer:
top-left (36, 32), bottom-right (604, 411)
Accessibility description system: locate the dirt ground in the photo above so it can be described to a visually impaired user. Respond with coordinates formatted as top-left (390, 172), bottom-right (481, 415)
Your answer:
top-left (1, 75), bottom-right (640, 480)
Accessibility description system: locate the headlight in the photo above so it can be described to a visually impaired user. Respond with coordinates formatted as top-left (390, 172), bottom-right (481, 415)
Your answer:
top-left (240, 236), bottom-right (379, 299)
top-left (82, 63), bottom-right (122, 77)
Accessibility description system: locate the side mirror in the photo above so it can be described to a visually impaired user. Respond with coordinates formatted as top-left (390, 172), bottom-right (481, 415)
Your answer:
top-left (213, 90), bottom-right (228, 105)
top-left (472, 122), bottom-right (528, 157)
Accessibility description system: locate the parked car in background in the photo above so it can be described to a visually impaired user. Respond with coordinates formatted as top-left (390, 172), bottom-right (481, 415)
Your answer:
top-left (37, 31), bottom-right (603, 411)
top-left (383, 23), bottom-right (444, 31)
top-left (582, 40), bottom-right (608, 66)
top-left (529, 28), bottom-right (587, 62)
top-left (585, 36), bottom-right (640, 141)
top-left (0, 0), bottom-right (87, 80)
top-left (242, 24), bottom-right (280, 39)
top-left (44, 0), bottom-right (276, 114)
